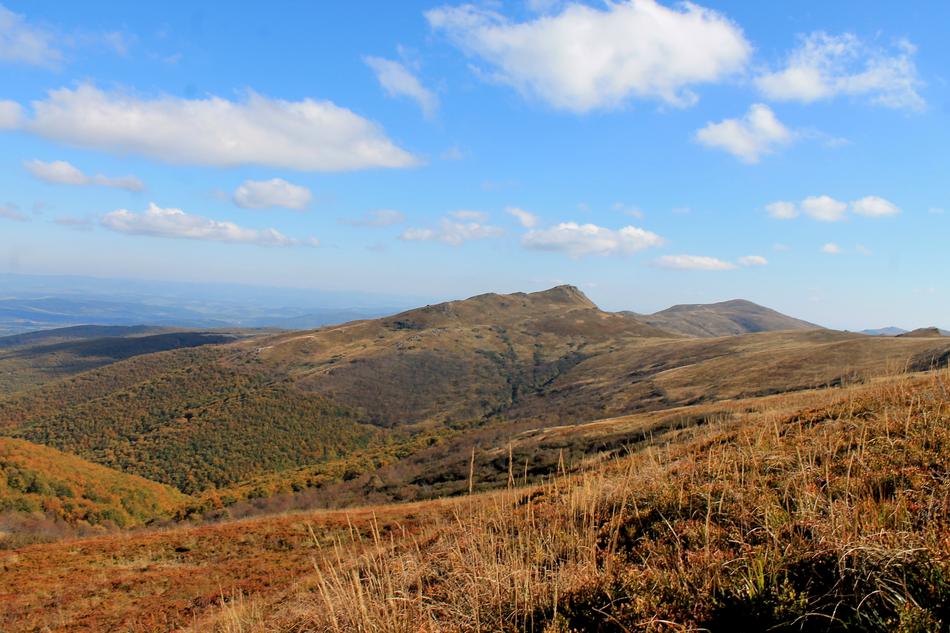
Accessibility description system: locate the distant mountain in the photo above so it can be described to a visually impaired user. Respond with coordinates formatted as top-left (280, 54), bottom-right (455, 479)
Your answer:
top-left (628, 299), bottom-right (820, 338)
top-left (0, 325), bottom-right (170, 349)
top-left (861, 327), bottom-right (909, 337)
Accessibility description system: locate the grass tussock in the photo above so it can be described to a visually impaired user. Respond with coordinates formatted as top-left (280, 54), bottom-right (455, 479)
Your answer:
top-left (213, 371), bottom-right (950, 632)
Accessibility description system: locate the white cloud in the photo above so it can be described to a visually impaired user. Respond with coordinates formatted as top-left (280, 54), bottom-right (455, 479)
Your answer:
top-left (822, 242), bottom-right (841, 254)
top-left (342, 209), bottom-right (406, 227)
top-left (766, 200), bottom-right (799, 220)
top-left (233, 178), bottom-right (312, 210)
top-left (653, 255), bottom-right (736, 270)
top-left (506, 206), bottom-right (539, 228)
top-left (400, 217), bottom-right (504, 246)
top-left (738, 255), bottom-right (768, 266)
top-left (101, 202), bottom-right (312, 247)
top-left (850, 195), bottom-right (900, 217)
top-left (364, 55), bottom-right (439, 118)
top-left (522, 222), bottom-right (664, 257)
top-left (0, 4), bottom-right (60, 67)
top-left (426, 0), bottom-right (750, 112)
top-left (0, 99), bottom-right (22, 128)
top-left (24, 159), bottom-right (144, 191)
top-left (0, 202), bottom-right (27, 222)
top-left (756, 32), bottom-right (924, 110)
top-left (695, 103), bottom-right (793, 163)
top-left (802, 195), bottom-right (848, 222)
top-left (7, 84), bottom-right (417, 171)
top-left (448, 209), bottom-right (488, 221)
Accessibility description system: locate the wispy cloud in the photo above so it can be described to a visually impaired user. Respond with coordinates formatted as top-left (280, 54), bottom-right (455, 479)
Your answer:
top-left (364, 55), bottom-right (439, 118)
top-left (24, 159), bottom-right (144, 192)
top-left (653, 255), bottom-right (736, 271)
top-left (757, 32), bottom-right (924, 110)
top-left (506, 206), bottom-right (539, 228)
top-left (0, 202), bottom-right (27, 222)
top-left (0, 3), bottom-right (61, 67)
top-left (400, 216), bottom-right (503, 246)
top-left (341, 209), bottom-right (407, 227)
top-left (822, 242), bottom-right (841, 254)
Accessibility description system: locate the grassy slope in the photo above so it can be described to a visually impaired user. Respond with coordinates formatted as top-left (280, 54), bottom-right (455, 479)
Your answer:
top-left (216, 370), bottom-right (950, 632)
top-left (3, 370), bottom-right (947, 632)
top-left (0, 436), bottom-right (189, 532)
top-left (633, 298), bottom-right (821, 337)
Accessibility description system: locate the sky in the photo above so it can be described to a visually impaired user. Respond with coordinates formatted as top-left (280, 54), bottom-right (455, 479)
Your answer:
top-left (0, 0), bottom-right (947, 330)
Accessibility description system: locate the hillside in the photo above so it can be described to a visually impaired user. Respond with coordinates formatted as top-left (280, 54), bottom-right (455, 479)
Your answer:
top-left (4, 370), bottom-right (948, 632)
top-left (0, 436), bottom-right (189, 541)
top-left (0, 328), bottom-right (240, 396)
top-left (1, 286), bottom-right (948, 503)
top-left (632, 298), bottom-right (820, 337)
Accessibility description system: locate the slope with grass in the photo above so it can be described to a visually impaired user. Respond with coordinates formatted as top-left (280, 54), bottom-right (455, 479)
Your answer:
top-left (0, 436), bottom-right (189, 537)
top-left (632, 298), bottom-right (821, 337)
top-left (3, 370), bottom-right (948, 632)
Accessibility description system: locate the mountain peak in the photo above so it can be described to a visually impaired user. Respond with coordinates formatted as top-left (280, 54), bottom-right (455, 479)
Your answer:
top-left (523, 285), bottom-right (596, 308)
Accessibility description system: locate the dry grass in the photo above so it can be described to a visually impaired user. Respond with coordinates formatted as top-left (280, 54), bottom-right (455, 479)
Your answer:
top-left (204, 370), bottom-right (950, 632)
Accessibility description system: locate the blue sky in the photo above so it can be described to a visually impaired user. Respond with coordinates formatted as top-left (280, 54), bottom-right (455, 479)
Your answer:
top-left (0, 0), bottom-right (947, 329)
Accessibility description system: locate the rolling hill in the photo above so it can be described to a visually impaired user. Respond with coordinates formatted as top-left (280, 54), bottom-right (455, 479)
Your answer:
top-left (0, 285), bottom-right (948, 507)
top-left (630, 298), bottom-right (820, 337)
top-left (0, 327), bottom-right (241, 396)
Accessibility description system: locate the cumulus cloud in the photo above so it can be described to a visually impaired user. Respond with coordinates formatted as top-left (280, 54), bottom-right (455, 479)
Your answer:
top-left (341, 209), bottom-right (407, 227)
top-left (695, 103), bottom-right (793, 163)
top-left (400, 217), bottom-right (504, 246)
top-left (768, 195), bottom-right (901, 222)
top-left (738, 255), bottom-right (768, 266)
top-left (101, 202), bottom-right (313, 247)
top-left (0, 4), bottom-right (61, 67)
top-left (0, 99), bottom-right (22, 128)
top-left (5, 84), bottom-right (417, 171)
top-left (506, 206), bottom-right (539, 228)
top-left (850, 195), bottom-right (900, 217)
top-left (766, 200), bottom-right (799, 220)
top-left (522, 222), bottom-right (664, 257)
top-left (801, 195), bottom-right (848, 222)
top-left (24, 159), bottom-right (144, 191)
top-left (364, 55), bottom-right (439, 117)
top-left (821, 242), bottom-right (841, 254)
top-left (426, 0), bottom-right (750, 112)
top-left (232, 178), bottom-right (311, 210)
top-left (756, 32), bottom-right (924, 110)
top-left (653, 255), bottom-right (736, 270)
top-left (0, 202), bottom-right (27, 222)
